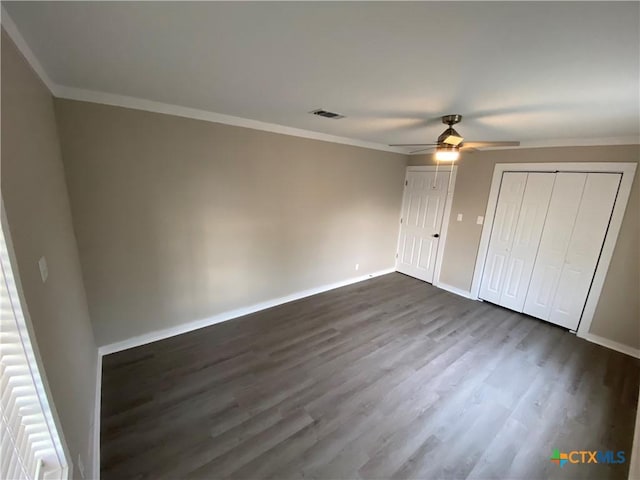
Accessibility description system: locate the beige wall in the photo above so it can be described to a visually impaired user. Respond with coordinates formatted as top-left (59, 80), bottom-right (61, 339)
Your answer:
top-left (54, 99), bottom-right (407, 347)
top-left (1, 32), bottom-right (98, 477)
top-left (410, 145), bottom-right (640, 349)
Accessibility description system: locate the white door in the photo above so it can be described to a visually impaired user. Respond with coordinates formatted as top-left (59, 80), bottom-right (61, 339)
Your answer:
top-left (478, 172), bottom-right (528, 304)
top-left (396, 170), bottom-right (450, 283)
top-left (498, 173), bottom-right (555, 311)
top-left (546, 173), bottom-right (621, 329)
top-left (523, 173), bottom-right (587, 321)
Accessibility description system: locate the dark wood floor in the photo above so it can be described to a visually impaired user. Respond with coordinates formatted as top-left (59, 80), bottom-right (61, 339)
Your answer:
top-left (101, 273), bottom-right (639, 479)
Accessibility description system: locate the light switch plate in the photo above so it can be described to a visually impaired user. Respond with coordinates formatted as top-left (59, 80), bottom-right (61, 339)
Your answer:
top-left (476, 216), bottom-right (484, 225)
top-left (38, 256), bottom-right (48, 283)
top-left (456, 213), bottom-right (463, 222)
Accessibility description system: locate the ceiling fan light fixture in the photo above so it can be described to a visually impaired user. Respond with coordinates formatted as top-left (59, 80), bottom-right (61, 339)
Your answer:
top-left (443, 134), bottom-right (464, 146)
top-left (434, 145), bottom-right (460, 162)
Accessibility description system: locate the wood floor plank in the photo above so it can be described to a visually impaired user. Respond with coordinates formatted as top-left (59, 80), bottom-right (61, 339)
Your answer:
top-left (101, 273), bottom-right (639, 479)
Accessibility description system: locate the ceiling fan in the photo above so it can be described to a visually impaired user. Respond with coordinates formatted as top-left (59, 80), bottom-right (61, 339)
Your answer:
top-left (390, 114), bottom-right (520, 161)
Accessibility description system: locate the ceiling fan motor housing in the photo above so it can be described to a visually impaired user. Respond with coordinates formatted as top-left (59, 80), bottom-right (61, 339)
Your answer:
top-left (441, 114), bottom-right (462, 126)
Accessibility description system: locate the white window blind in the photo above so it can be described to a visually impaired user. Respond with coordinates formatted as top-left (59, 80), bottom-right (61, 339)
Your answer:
top-left (0, 220), bottom-right (68, 480)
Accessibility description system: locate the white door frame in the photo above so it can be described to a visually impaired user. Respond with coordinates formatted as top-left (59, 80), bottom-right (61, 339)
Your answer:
top-left (470, 162), bottom-right (637, 339)
top-left (395, 165), bottom-right (458, 287)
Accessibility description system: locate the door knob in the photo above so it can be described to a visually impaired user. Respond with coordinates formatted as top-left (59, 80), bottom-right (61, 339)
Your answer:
top-left (432, 234), bottom-right (440, 238)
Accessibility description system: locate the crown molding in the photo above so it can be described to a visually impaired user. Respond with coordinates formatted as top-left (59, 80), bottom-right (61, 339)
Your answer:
top-left (407, 136), bottom-right (640, 154)
top-left (517, 136), bottom-right (640, 149)
top-left (3, 7), bottom-right (638, 155)
top-left (1, 6), bottom-right (58, 95)
top-left (54, 85), bottom-right (406, 153)
top-left (1, 7), bottom-right (404, 155)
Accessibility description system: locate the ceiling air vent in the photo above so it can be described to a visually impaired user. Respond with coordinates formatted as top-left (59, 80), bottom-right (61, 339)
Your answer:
top-left (310, 109), bottom-right (345, 119)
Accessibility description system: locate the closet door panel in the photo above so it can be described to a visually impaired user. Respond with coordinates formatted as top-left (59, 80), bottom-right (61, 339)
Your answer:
top-left (548, 173), bottom-right (621, 329)
top-left (479, 172), bottom-right (527, 304)
top-left (499, 173), bottom-right (555, 311)
top-left (523, 173), bottom-right (587, 320)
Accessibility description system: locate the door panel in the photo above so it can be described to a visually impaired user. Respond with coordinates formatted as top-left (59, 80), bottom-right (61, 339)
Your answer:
top-left (523, 173), bottom-right (587, 321)
top-left (400, 235), bottom-right (414, 264)
top-left (396, 171), bottom-right (450, 283)
top-left (487, 254), bottom-right (506, 293)
top-left (417, 237), bottom-right (435, 271)
top-left (503, 257), bottom-right (524, 298)
top-left (547, 173), bottom-right (621, 329)
top-left (498, 173), bottom-right (555, 311)
top-left (478, 172), bottom-right (528, 304)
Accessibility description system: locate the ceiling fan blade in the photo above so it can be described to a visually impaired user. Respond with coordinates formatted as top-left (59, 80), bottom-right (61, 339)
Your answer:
top-left (462, 141), bottom-right (520, 148)
top-left (409, 147), bottom-right (435, 154)
top-left (389, 143), bottom-right (438, 147)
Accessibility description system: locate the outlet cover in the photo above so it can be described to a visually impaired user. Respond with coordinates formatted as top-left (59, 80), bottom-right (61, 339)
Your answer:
top-left (456, 213), bottom-right (463, 222)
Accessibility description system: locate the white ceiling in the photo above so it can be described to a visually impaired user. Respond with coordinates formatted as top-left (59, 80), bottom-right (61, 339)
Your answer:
top-left (4, 1), bottom-right (640, 151)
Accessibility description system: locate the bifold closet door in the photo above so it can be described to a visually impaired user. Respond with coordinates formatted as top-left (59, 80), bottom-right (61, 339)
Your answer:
top-left (498, 173), bottom-right (555, 311)
top-left (478, 172), bottom-right (554, 310)
top-left (478, 172), bottom-right (527, 304)
top-left (522, 173), bottom-right (586, 321)
top-left (523, 173), bottom-right (621, 330)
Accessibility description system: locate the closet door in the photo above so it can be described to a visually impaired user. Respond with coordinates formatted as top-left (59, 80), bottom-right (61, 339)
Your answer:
top-left (478, 172), bottom-right (527, 304)
top-left (547, 173), bottom-right (621, 330)
top-left (499, 173), bottom-right (555, 311)
top-left (523, 173), bottom-right (586, 321)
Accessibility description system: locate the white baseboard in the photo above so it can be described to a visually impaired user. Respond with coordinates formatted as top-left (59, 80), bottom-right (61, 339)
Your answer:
top-left (435, 282), bottom-right (475, 300)
top-left (92, 354), bottom-right (102, 479)
top-left (427, 286), bottom-right (639, 359)
top-left (98, 268), bottom-right (396, 356)
top-left (577, 332), bottom-right (640, 359)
